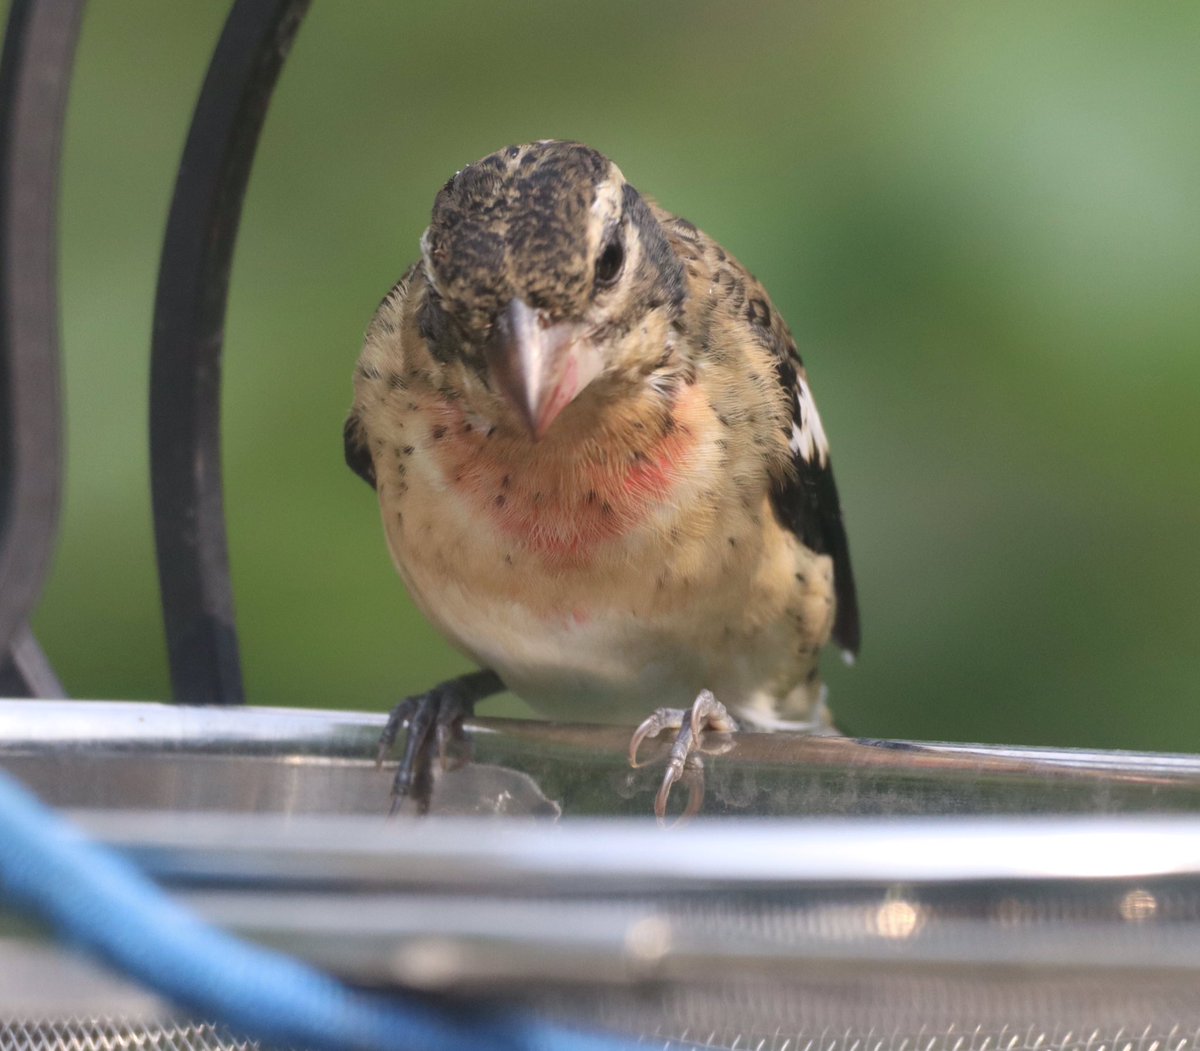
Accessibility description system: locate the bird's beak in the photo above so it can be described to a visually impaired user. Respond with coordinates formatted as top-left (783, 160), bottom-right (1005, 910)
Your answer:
top-left (485, 298), bottom-right (602, 439)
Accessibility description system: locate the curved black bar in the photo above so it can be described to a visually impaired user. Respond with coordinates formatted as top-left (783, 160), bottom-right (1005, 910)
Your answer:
top-left (0, 0), bottom-right (84, 695)
top-left (150, 0), bottom-right (310, 704)
top-left (0, 624), bottom-right (65, 698)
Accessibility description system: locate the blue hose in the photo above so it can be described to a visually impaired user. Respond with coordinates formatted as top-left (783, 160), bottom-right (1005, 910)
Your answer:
top-left (0, 768), bottom-right (641, 1051)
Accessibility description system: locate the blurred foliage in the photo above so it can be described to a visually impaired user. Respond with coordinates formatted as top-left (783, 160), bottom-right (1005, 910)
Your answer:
top-left (25, 2), bottom-right (1200, 750)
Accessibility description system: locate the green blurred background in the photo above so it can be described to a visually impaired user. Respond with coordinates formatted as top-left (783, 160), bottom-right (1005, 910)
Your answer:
top-left (24, 2), bottom-right (1200, 749)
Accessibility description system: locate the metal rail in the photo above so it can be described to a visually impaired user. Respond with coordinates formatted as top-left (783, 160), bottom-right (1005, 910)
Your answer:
top-left (149, 0), bottom-right (310, 704)
top-left (0, 0), bottom-right (311, 701)
top-left (0, 0), bottom-right (83, 698)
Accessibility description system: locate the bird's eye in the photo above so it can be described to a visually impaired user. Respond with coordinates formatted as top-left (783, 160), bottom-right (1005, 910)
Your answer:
top-left (594, 233), bottom-right (625, 288)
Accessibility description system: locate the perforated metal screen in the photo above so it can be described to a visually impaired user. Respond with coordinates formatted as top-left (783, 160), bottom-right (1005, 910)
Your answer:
top-left (0, 1020), bottom-right (262, 1051)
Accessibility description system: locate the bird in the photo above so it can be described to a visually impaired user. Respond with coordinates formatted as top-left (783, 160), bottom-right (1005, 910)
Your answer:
top-left (344, 140), bottom-right (859, 819)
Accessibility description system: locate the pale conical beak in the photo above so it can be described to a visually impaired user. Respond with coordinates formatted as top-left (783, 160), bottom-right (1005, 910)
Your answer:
top-left (484, 298), bottom-right (602, 439)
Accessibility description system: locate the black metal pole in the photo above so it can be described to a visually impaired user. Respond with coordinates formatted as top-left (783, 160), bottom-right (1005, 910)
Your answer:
top-left (0, 0), bottom-right (84, 697)
top-left (150, 0), bottom-right (310, 704)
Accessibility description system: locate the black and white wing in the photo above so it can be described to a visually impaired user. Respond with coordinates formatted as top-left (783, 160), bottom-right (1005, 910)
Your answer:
top-left (769, 342), bottom-right (861, 659)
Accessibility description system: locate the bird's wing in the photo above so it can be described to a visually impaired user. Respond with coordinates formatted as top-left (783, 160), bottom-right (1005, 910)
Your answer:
top-left (343, 412), bottom-right (376, 489)
top-left (660, 208), bottom-right (860, 658)
top-left (767, 336), bottom-right (861, 658)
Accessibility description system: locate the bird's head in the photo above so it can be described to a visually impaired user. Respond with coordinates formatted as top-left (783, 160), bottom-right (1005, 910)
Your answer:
top-left (418, 141), bottom-right (687, 439)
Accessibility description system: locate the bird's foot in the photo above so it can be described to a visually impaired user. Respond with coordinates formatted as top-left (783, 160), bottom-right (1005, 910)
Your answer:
top-left (628, 689), bottom-right (738, 825)
top-left (376, 669), bottom-right (503, 815)
top-left (377, 684), bottom-right (476, 816)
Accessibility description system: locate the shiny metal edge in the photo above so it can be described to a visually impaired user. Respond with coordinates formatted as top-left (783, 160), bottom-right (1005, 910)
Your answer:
top-left (0, 698), bottom-right (385, 748)
top-left (71, 809), bottom-right (1200, 886)
top-left (176, 888), bottom-right (1200, 990)
top-left (4, 699), bottom-right (1200, 777)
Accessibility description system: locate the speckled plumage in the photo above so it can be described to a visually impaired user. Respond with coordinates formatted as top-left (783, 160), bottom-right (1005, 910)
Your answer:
top-left (346, 141), bottom-right (858, 810)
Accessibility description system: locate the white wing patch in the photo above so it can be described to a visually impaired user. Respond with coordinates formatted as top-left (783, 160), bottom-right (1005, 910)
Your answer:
top-left (789, 378), bottom-right (830, 466)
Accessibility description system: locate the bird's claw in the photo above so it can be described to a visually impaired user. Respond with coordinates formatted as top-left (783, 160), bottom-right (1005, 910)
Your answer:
top-left (653, 751), bottom-right (706, 825)
top-left (377, 686), bottom-right (474, 815)
top-left (629, 708), bottom-right (677, 769)
top-left (629, 690), bottom-right (738, 825)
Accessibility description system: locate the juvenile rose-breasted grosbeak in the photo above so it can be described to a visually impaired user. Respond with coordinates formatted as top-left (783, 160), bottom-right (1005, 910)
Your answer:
top-left (345, 141), bottom-right (859, 818)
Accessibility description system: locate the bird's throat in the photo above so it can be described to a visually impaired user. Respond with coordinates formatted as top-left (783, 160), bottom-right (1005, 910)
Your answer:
top-left (427, 385), bottom-right (704, 566)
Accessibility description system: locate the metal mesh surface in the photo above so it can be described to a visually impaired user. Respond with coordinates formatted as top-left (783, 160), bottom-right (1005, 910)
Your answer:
top-left (9, 1015), bottom-right (1200, 1051)
top-left (640, 1026), bottom-right (1200, 1051)
top-left (562, 972), bottom-right (1200, 1051)
top-left (0, 1019), bottom-right (264, 1051)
